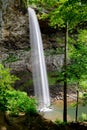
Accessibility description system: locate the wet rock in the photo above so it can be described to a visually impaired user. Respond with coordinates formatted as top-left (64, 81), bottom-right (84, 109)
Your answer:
top-left (46, 54), bottom-right (64, 71)
top-left (0, 49), bottom-right (64, 72)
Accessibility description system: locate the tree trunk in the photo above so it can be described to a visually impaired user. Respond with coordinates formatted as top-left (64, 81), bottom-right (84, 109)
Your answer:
top-left (63, 21), bottom-right (68, 122)
top-left (75, 88), bottom-right (79, 122)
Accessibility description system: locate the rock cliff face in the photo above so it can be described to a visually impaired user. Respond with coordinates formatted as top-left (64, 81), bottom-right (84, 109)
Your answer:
top-left (0, 1), bottom-right (64, 71)
top-left (0, 1), bottom-right (64, 89)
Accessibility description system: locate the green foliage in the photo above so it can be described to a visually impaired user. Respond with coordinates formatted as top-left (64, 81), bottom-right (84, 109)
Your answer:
top-left (6, 90), bottom-right (37, 116)
top-left (0, 64), bottom-right (19, 111)
top-left (0, 89), bottom-right (7, 111)
top-left (19, 80), bottom-right (33, 91)
top-left (48, 71), bottom-right (64, 85)
top-left (67, 29), bottom-right (87, 119)
top-left (67, 30), bottom-right (87, 112)
top-left (81, 92), bottom-right (87, 105)
top-left (55, 119), bottom-right (63, 125)
top-left (26, 0), bottom-right (87, 29)
top-left (45, 48), bottom-right (63, 56)
top-left (22, 0), bottom-right (87, 30)
top-left (27, 0), bottom-right (59, 7)
top-left (0, 64), bottom-right (19, 90)
top-left (48, 73), bottom-right (57, 85)
top-left (79, 113), bottom-right (87, 121)
top-left (77, 29), bottom-right (87, 45)
top-left (68, 30), bottom-right (87, 84)
top-left (0, 64), bottom-right (37, 115)
top-left (55, 119), bottom-right (67, 125)
top-left (2, 54), bottom-right (19, 63)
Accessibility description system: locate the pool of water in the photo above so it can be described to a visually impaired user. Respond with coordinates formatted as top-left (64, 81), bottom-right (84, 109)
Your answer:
top-left (43, 100), bottom-right (87, 122)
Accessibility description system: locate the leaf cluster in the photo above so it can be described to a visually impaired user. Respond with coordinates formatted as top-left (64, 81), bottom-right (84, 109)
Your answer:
top-left (0, 64), bottom-right (19, 90)
top-left (6, 90), bottom-right (37, 116)
top-left (24, 0), bottom-right (87, 30)
top-left (0, 64), bottom-right (37, 115)
top-left (48, 0), bottom-right (87, 29)
top-left (79, 113), bottom-right (87, 121)
top-left (68, 30), bottom-right (87, 85)
top-left (0, 64), bottom-right (19, 111)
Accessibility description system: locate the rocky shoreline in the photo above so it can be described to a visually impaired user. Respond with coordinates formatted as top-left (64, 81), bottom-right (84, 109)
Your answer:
top-left (24, 84), bottom-right (77, 103)
top-left (19, 83), bottom-right (77, 103)
top-left (50, 85), bottom-right (77, 103)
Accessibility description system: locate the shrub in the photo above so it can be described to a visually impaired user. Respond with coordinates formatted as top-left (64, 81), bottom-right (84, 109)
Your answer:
top-left (55, 120), bottom-right (67, 125)
top-left (79, 113), bottom-right (87, 122)
top-left (0, 64), bottom-right (37, 115)
top-left (0, 64), bottom-right (19, 111)
top-left (6, 90), bottom-right (37, 116)
top-left (0, 64), bottom-right (19, 90)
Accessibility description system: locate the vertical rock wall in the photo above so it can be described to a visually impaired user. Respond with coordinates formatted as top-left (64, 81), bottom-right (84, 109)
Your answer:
top-left (0, 0), bottom-right (29, 50)
top-left (0, 1), bottom-right (2, 39)
top-left (0, 0), bottom-right (64, 89)
top-left (0, 0), bottom-right (14, 40)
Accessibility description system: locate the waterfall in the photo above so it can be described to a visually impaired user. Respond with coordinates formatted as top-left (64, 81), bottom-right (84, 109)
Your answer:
top-left (28, 7), bottom-right (50, 111)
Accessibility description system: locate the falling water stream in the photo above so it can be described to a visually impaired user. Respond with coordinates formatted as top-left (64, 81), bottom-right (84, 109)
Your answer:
top-left (27, 7), bottom-right (87, 120)
top-left (28, 7), bottom-right (50, 111)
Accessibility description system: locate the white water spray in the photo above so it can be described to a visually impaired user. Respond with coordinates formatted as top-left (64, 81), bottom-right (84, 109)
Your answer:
top-left (28, 7), bottom-right (50, 111)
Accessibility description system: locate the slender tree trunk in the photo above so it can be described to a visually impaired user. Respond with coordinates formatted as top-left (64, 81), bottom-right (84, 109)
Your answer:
top-left (63, 21), bottom-right (68, 122)
top-left (75, 85), bottom-right (79, 122)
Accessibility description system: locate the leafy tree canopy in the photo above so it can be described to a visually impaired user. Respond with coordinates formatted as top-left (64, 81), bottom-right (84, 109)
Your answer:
top-left (22, 0), bottom-right (87, 29)
top-left (68, 30), bottom-right (87, 88)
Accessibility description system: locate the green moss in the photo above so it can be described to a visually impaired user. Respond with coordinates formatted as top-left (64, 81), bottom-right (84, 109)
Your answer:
top-left (2, 53), bottom-right (19, 63)
top-left (48, 71), bottom-right (63, 85)
top-left (20, 80), bottom-right (33, 91)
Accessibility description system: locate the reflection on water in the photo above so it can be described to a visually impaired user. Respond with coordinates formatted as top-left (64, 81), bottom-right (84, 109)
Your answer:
top-left (43, 100), bottom-right (87, 122)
